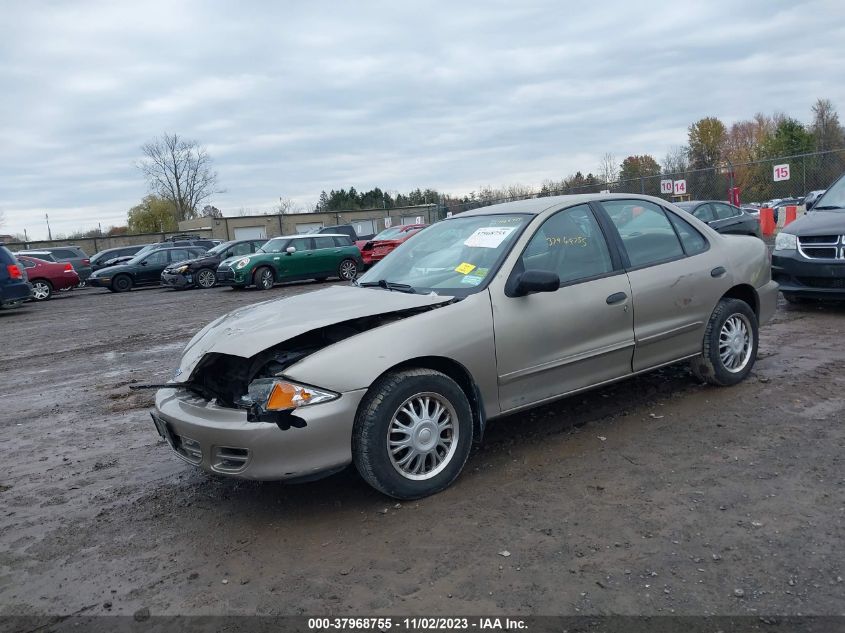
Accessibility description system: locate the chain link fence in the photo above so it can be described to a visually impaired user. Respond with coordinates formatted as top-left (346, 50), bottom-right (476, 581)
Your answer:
top-left (442, 148), bottom-right (845, 217)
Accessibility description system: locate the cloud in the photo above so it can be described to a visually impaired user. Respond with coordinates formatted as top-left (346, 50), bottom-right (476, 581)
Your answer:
top-left (1, 0), bottom-right (844, 239)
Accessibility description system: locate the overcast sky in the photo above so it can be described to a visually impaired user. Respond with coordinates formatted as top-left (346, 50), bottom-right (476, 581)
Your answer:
top-left (2, 0), bottom-right (844, 239)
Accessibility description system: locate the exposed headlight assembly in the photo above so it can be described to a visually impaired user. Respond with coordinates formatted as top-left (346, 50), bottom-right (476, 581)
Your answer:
top-left (175, 265), bottom-right (189, 274)
top-left (774, 232), bottom-right (797, 251)
top-left (240, 378), bottom-right (338, 420)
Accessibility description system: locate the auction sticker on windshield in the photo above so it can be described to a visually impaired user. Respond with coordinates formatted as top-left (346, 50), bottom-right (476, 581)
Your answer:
top-left (463, 226), bottom-right (516, 249)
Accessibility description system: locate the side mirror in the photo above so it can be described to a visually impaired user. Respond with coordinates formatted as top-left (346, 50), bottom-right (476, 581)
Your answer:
top-left (285, 246), bottom-right (296, 254)
top-left (513, 269), bottom-right (560, 296)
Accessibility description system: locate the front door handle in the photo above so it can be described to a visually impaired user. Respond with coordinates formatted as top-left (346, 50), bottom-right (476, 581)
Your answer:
top-left (606, 292), bottom-right (627, 305)
top-left (711, 266), bottom-right (726, 278)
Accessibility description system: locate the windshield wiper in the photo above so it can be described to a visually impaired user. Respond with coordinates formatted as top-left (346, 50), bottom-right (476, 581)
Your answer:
top-left (356, 279), bottom-right (417, 293)
top-left (811, 205), bottom-right (843, 210)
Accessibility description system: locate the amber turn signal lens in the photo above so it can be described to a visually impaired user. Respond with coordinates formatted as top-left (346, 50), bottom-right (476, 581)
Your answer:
top-left (267, 382), bottom-right (310, 411)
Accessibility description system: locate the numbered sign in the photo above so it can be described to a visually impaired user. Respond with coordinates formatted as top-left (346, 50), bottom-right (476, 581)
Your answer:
top-left (660, 180), bottom-right (673, 194)
top-left (773, 164), bottom-right (790, 182)
top-left (384, 217), bottom-right (392, 228)
top-left (673, 179), bottom-right (687, 195)
top-left (446, 211), bottom-right (453, 218)
top-left (415, 216), bottom-right (423, 224)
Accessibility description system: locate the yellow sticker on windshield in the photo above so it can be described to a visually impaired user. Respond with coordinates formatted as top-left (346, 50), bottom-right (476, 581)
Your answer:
top-left (455, 262), bottom-right (477, 275)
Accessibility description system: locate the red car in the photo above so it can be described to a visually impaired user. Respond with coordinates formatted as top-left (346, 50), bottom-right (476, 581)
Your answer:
top-left (356, 224), bottom-right (427, 267)
top-left (16, 255), bottom-right (80, 301)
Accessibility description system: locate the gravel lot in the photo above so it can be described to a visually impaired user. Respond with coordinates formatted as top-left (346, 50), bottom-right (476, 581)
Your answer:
top-left (1, 282), bottom-right (843, 620)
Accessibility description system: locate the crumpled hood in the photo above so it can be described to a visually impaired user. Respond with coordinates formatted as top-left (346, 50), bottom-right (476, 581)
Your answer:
top-left (782, 211), bottom-right (845, 236)
top-left (174, 285), bottom-right (452, 382)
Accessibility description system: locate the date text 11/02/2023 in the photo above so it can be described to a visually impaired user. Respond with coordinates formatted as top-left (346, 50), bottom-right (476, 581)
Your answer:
top-left (307, 617), bottom-right (528, 630)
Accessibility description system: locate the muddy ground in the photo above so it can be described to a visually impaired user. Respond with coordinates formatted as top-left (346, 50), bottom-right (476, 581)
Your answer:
top-left (0, 281), bottom-right (843, 620)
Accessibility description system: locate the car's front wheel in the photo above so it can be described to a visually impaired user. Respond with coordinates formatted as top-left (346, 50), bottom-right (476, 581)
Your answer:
top-left (195, 268), bottom-right (216, 289)
top-left (253, 266), bottom-right (274, 290)
top-left (690, 298), bottom-right (758, 386)
top-left (338, 258), bottom-right (358, 281)
top-left (353, 368), bottom-right (474, 499)
top-left (111, 274), bottom-right (133, 293)
top-left (31, 280), bottom-right (53, 301)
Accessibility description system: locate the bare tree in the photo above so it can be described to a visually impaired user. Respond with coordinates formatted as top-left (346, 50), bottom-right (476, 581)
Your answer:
top-left (276, 197), bottom-right (302, 214)
top-left (0, 209), bottom-right (5, 228)
top-left (138, 133), bottom-right (221, 222)
top-left (662, 145), bottom-right (690, 175)
top-left (598, 152), bottom-right (618, 184)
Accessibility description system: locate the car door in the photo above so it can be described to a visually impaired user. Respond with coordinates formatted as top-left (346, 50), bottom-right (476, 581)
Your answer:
top-left (135, 250), bottom-right (169, 285)
top-left (275, 237), bottom-right (313, 279)
top-left (310, 236), bottom-right (341, 275)
top-left (710, 203), bottom-right (744, 234)
top-left (600, 199), bottom-right (731, 372)
top-left (492, 204), bottom-right (635, 412)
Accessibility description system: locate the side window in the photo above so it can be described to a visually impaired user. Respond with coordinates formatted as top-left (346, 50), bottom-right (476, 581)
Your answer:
top-left (667, 211), bottom-right (708, 255)
top-left (231, 242), bottom-right (252, 256)
top-left (292, 238), bottom-right (312, 252)
top-left (167, 249), bottom-right (191, 262)
top-left (519, 205), bottom-right (613, 285)
top-left (144, 250), bottom-right (169, 266)
top-left (250, 241), bottom-right (264, 252)
top-left (53, 249), bottom-right (77, 259)
top-left (713, 203), bottom-right (738, 219)
top-left (20, 258), bottom-right (35, 269)
top-left (313, 236), bottom-right (335, 249)
top-left (333, 236), bottom-right (351, 247)
top-left (602, 200), bottom-right (684, 268)
top-left (692, 204), bottom-right (715, 221)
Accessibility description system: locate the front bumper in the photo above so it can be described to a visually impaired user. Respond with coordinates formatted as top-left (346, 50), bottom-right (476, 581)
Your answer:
top-left (152, 387), bottom-right (366, 480)
top-left (772, 250), bottom-right (845, 299)
top-left (216, 267), bottom-right (248, 286)
top-left (87, 276), bottom-right (112, 288)
top-left (161, 271), bottom-right (192, 288)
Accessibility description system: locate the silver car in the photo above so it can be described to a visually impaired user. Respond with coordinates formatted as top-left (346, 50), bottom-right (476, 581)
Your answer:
top-left (153, 194), bottom-right (778, 499)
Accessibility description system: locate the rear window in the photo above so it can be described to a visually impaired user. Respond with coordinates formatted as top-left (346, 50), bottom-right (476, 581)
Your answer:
top-left (51, 249), bottom-right (81, 259)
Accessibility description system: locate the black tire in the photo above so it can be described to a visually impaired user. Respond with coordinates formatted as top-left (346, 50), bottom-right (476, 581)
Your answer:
top-left (195, 268), bottom-right (216, 289)
top-left (337, 258), bottom-right (358, 281)
top-left (111, 274), bottom-right (133, 293)
top-left (253, 266), bottom-right (274, 290)
top-left (31, 279), bottom-right (53, 301)
top-left (315, 277), bottom-right (328, 282)
top-left (690, 298), bottom-right (758, 386)
top-left (782, 293), bottom-right (805, 305)
top-left (352, 368), bottom-right (474, 499)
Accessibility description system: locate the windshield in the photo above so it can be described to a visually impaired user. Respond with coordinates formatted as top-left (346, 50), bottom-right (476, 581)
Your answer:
top-left (371, 227), bottom-right (405, 241)
top-left (257, 238), bottom-right (289, 253)
top-left (813, 175), bottom-right (845, 211)
top-left (356, 214), bottom-right (530, 295)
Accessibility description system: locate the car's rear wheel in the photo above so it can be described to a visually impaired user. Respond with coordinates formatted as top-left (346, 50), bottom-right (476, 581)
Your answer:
top-left (195, 268), bottom-right (216, 289)
top-left (31, 280), bottom-right (53, 301)
top-left (353, 368), bottom-right (473, 499)
top-left (253, 266), bottom-right (274, 290)
top-left (111, 274), bottom-right (133, 293)
top-left (338, 258), bottom-right (358, 281)
top-left (690, 298), bottom-right (758, 386)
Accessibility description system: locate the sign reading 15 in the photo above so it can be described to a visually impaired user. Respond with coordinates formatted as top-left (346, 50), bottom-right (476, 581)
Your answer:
top-left (773, 164), bottom-right (790, 182)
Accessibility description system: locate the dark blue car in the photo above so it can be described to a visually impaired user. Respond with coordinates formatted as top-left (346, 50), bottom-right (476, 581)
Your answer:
top-left (0, 244), bottom-right (33, 309)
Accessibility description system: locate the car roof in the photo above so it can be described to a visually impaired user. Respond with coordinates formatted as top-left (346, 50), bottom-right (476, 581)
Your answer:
top-left (269, 233), bottom-right (349, 239)
top-left (455, 193), bottom-right (687, 217)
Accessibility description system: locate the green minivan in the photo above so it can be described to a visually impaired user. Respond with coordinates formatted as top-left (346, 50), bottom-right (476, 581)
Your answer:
top-left (216, 234), bottom-right (364, 290)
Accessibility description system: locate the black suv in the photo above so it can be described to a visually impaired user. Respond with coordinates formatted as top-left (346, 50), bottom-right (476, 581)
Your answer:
top-left (160, 239), bottom-right (267, 289)
top-left (772, 173), bottom-right (845, 303)
top-left (0, 245), bottom-right (33, 309)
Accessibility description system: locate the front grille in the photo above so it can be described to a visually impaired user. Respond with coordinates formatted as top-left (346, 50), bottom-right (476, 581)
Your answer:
top-left (796, 276), bottom-right (845, 289)
top-left (217, 268), bottom-right (235, 281)
top-left (174, 435), bottom-right (202, 464)
top-left (798, 235), bottom-right (844, 260)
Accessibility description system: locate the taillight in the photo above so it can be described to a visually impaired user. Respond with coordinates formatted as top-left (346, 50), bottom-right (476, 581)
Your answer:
top-left (64, 263), bottom-right (73, 271)
top-left (7, 264), bottom-right (22, 280)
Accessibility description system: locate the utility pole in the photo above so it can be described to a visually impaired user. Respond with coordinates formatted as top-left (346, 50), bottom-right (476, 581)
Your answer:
top-left (45, 213), bottom-right (52, 241)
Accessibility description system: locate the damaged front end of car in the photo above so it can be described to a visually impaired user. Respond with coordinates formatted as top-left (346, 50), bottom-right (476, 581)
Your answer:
top-left (165, 305), bottom-right (448, 429)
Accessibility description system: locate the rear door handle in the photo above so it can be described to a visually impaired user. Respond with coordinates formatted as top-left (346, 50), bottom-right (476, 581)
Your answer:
top-left (711, 266), bottom-right (726, 278)
top-left (606, 292), bottom-right (627, 305)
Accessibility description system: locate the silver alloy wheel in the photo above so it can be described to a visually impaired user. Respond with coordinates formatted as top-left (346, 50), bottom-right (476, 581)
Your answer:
top-left (339, 260), bottom-right (357, 280)
top-left (33, 282), bottom-right (50, 300)
top-left (197, 269), bottom-right (216, 288)
top-left (719, 313), bottom-right (753, 373)
top-left (387, 392), bottom-right (459, 481)
top-left (258, 268), bottom-right (273, 289)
